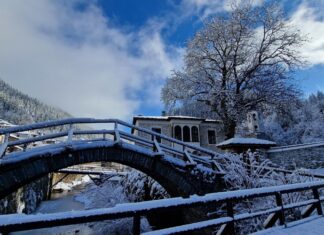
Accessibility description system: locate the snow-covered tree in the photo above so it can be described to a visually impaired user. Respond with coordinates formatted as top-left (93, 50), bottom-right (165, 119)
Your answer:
top-left (0, 79), bottom-right (70, 125)
top-left (263, 91), bottom-right (324, 144)
top-left (121, 169), bottom-right (169, 202)
top-left (217, 151), bottom-right (317, 234)
top-left (162, 2), bottom-right (305, 139)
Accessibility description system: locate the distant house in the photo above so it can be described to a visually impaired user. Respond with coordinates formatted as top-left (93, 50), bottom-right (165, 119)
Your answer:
top-left (0, 119), bottom-right (39, 152)
top-left (132, 115), bottom-right (225, 151)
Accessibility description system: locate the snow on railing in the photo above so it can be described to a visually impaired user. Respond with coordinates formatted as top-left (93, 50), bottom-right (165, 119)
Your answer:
top-left (1, 180), bottom-right (324, 234)
top-left (0, 118), bottom-right (224, 172)
top-left (267, 141), bottom-right (324, 153)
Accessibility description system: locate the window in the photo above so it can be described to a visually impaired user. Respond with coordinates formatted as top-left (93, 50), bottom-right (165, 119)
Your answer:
top-left (183, 126), bottom-right (190, 142)
top-left (191, 126), bottom-right (199, 142)
top-left (152, 127), bottom-right (161, 143)
top-left (208, 130), bottom-right (216, 144)
top-left (174, 125), bottom-right (182, 141)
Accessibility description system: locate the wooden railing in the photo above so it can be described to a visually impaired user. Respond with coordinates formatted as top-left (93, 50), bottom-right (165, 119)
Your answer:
top-left (0, 118), bottom-right (224, 172)
top-left (0, 180), bottom-right (324, 234)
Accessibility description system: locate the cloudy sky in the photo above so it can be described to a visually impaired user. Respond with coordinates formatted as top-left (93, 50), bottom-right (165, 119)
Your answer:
top-left (0, 0), bottom-right (324, 122)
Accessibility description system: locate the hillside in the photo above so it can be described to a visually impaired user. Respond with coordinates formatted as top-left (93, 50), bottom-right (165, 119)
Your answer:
top-left (0, 79), bottom-right (71, 125)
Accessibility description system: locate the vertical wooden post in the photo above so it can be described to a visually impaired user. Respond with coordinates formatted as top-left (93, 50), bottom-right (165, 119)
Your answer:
top-left (226, 201), bottom-right (235, 235)
top-left (312, 188), bottom-right (323, 215)
top-left (275, 192), bottom-right (285, 226)
top-left (133, 214), bottom-right (141, 235)
top-left (153, 136), bottom-right (157, 152)
top-left (67, 124), bottom-right (73, 144)
top-left (0, 133), bottom-right (9, 158)
top-left (47, 173), bottom-right (53, 200)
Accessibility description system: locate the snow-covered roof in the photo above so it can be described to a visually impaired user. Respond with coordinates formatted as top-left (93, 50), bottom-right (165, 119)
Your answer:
top-left (0, 119), bottom-right (15, 127)
top-left (217, 137), bottom-right (276, 148)
top-left (133, 115), bottom-right (221, 124)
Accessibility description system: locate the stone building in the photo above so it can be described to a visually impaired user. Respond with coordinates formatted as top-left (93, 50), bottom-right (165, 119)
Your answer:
top-left (132, 115), bottom-right (225, 151)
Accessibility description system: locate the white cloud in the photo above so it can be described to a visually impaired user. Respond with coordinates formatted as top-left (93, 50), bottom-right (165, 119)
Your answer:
top-left (0, 1), bottom-right (183, 120)
top-left (289, 1), bottom-right (324, 66)
top-left (183, 0), bottom-right (263, 19)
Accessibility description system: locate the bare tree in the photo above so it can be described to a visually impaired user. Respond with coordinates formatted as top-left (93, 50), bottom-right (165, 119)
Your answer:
top-left (162, 2), bottom-right (306, 139)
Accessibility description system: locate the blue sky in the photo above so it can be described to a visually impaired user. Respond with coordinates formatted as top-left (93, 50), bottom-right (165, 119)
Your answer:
top-left (0, 0), bottom-right (324, 122)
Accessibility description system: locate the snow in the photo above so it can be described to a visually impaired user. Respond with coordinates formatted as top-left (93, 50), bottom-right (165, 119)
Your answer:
top-left (142, 217), bottom-right (233, 235)
top-left (2, 180), bottom-right (324, 229)
top-left (53, 176), bottom-right (91, 191)
top-left (252, 216), bottom-right (324, 235)
top-left (133, 115), bottom-right (221, 122)
top-left (217, 137), bottom-right (276, 147)
top-left (267, 141), bottom-right (324, 153)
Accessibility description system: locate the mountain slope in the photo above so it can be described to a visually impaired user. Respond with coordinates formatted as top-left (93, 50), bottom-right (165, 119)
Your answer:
top-left (0, 79), bottom-right (71, 125)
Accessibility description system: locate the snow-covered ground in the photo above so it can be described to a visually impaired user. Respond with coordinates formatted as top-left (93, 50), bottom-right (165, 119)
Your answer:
top-left (52, 175), bottom-right (91, 191)
top-left (14, 176), bottom-right (151, 235)
top-left (252, 216), bottom-right (324, 235)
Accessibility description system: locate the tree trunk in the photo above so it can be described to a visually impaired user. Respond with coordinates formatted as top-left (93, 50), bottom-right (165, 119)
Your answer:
top-left (224, 119), bottom-right (236, 139)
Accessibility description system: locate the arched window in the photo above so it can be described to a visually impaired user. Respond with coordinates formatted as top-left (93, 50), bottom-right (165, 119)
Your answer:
top-left (174, 125), bottom-right (182, 140)
top-left (191, 126), bottom-right (199, 142)
top-left (183, 126), bottom-right (190, 142)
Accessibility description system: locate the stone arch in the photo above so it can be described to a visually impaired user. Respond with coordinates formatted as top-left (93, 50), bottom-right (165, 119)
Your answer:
top-left (0, 141), bottom-right (223, 199)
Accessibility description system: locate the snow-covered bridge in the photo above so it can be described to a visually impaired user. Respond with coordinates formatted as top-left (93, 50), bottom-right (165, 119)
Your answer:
top-left (0, 118), bottom-right (225, 200)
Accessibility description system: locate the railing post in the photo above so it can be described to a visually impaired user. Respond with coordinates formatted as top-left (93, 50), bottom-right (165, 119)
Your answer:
top-left (133, 214), bottom-right (141, 235)
top-left (0, 133), bottom-right (9, 158)
top-left (23, 143), bottom-right (28, 152)
top-left (226, 201), bottom-right (235, 235)
top-left (275, 192), bottom-right (286, 226)
top-left (183, 147), bottom-right (197, 168)
top-left (114, 122), bottom-right (121, 145)
top-left (312, 188), bottom-right (323, 215)
top-left (152, 137), bottom-right (164, 157)
top-left (67, 124), bottom-right (73, 144)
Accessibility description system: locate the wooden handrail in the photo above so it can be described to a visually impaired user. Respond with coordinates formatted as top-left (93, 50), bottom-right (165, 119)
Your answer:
top-left (0, 118), bottom-right (223, 171)
top-left (0, 180), bottom-right (324, 234)
top-left (0, 118), bottom-right (219, 158)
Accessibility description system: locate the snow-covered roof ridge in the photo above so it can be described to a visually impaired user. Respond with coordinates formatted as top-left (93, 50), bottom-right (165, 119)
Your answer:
top-left (133, 115), bottom-right (222, 122)
top-left (217, 137), bottom-right (276, 147)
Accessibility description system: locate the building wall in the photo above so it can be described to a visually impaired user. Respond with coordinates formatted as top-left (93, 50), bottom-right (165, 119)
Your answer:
top-left (135, 120), bottom-right (172, 146)
top-left (134, 119), bottom-right (224, 152)
top-left (200, 123), bottom-right (224, 151)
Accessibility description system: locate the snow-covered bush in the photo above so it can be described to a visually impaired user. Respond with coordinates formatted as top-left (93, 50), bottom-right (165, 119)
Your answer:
top-left (217, 151), bottom-right (317, 234)
top-left (75, 176), bottom-right (151, 234)
top-left (121, 169), bottom-right (169, 202)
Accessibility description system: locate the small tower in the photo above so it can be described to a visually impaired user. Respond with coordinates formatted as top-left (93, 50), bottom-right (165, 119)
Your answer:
top-left (247, 111), bottom-right (260, 135)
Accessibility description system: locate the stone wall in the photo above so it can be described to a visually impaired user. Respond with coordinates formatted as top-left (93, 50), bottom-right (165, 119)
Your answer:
top-left (266, 142), bottom-right (324, 169)
top-left (0, 174), bottom-right (50, 214)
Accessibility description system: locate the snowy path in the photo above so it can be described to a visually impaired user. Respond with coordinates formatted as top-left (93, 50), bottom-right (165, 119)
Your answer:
top-left (252, 216), bottom-right (324, 235)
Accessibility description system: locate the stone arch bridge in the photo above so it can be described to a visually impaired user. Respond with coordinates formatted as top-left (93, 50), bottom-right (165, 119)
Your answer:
top-left (0, 118), bottom-right (225, 200)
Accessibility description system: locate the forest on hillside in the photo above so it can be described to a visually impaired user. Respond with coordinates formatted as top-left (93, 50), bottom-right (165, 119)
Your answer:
top-left (0, 79), bottom-right (70, 125)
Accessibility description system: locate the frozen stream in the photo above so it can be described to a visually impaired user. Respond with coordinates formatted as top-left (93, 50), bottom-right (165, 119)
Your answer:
top-left (13, 176), bottom-right (151, 235)
top-left (13, 181), bottom-right (93, 235)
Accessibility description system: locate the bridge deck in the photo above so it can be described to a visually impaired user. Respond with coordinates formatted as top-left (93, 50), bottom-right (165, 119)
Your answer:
top-left (252, 216), bottom-right (324, 235)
